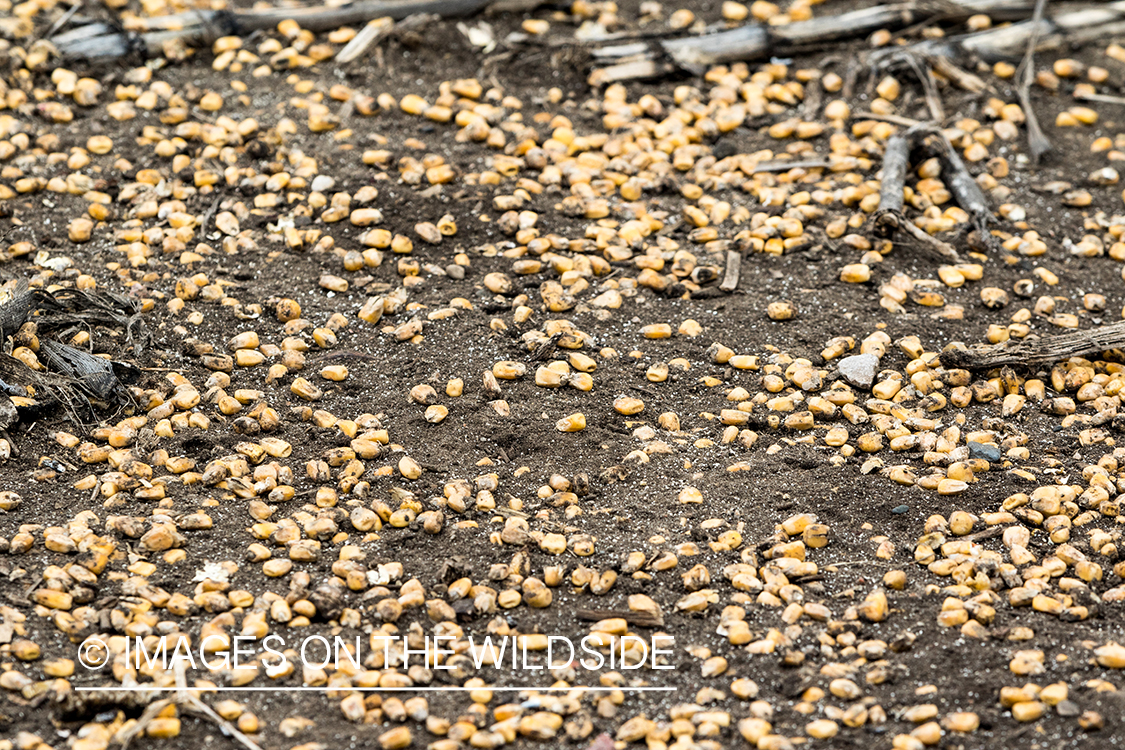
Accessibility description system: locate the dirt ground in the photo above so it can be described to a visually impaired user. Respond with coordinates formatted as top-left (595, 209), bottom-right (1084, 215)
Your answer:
top-left (2, 1), bottom-right (1125, 749)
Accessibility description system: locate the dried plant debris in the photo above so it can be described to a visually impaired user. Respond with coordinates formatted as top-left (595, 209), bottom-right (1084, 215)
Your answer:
top-left (0, 279), bottom-right (32, 342)
top-left (38, 339), bottom-right (125, 404)
top-left (32, 287), bottom-right (153, 356)
top-left (0, 281), bottom-right (141, 427)
top-left (874, 128), bottom-right (960, 261)
top-left (49, 0), bottom-right (496, 61)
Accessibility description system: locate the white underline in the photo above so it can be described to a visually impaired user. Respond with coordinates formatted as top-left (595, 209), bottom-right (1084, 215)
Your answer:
top-left (76, 686), bottom-right (676, 692)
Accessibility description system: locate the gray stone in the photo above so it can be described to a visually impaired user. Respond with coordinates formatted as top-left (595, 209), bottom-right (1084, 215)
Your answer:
top-left (968, 441), bottom-right (1001, 462)
top-left (838, 353), bottom-right (879, 389)
top-left (1056, 700), bottom-right (1081, 717)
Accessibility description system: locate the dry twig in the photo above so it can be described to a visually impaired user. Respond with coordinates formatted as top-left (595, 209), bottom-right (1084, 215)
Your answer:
top-left (874, 128), bottom-right (960, 261)
top-left (960, 0), bottom-right (1125, 59)
top-left (1015, 0), bottom-right (1053, 164)
top-left (943, 321), bottom-right (1125, 370)
top-left (1074, 91), bottom-right (1125, 106)
top-left (922, 128), bottom-right (999, 251)
top-left (114, 660), bottom-right (264, 750)
top-left (51, 0), bottom-right (491, 59)
top-left (589, 0), bottom-right (1039, 81)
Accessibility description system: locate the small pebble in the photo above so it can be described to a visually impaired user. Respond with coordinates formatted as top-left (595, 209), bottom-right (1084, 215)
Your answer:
top-left (967, 441), bottom-right (1001, 462)
top-left (838, 353), bottom-right (879, 389)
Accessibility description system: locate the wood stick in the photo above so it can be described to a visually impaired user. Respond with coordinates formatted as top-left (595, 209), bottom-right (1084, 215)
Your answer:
top-left (1016, 0), bottom-right (1053, 164)
top-left (962, 526), bottom-right (1006, 544)
top-left (588, 59), bottom-right (665, 86)
top-left (896, 219), bottom-right (960, 260)
top-left (921, 61), bottom-right (945, 123)
top-left (484, 0), bottom-right (542, 12)
top-left (576, 608), bottom-right (664, 628)
top-left (166, 0), bottom-right (487, 32)
top-left (1074, 91), bottom-right (1125, 106)
top-left (923, 129), bottom-right (999, 251)
top-left (588, 1), bottom-right (1125, 85)
top-left (741, 0), bottom-right (1034, 56)
top-left (875, 132), bottom-right (911, 227)
top-left (589, 41), bottom-right (650, 59)
top-left (719, 250), bottom-right (741, 292)
top-left (855, 120), bottom-right (994, 254)
top-left (959, 1), bottom-right (1125, 59)
top-left (111, 661), bottom-right (264, 750)
top-left (927, 54), bottom-right (989, 93)
top-left (885, 50), bottom-right (944, 122)
top-left (853, 111), bottom-right (923, 128)
top-left (335, 16), bottom-right (394, 63)
top-left (52, 0), bottom-right (490, 59)
top-left (874, 131), bottom-right (960, 261)
top-left (38, 1), bottom-right (83, 42)
top-left (941, 321), bottom-right (1125, 370)
top-left (750, 160), bottom-right (830, 173)
top-left (660, 2), bottom-right (927, 69)
top-left (593, 0), bottom-right (1037, 71)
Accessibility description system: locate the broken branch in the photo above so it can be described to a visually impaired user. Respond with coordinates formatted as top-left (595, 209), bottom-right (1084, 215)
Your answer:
top-left (590, 0), bottom-right (1039, 81)
top-left (958, 1), bottom-right (1125, 59)
top-left (52, 0), bottom-right (492, 60)
top-left (1015, 0), bottom-right (1053, 164)
top-left (874, 129), bottom-right (960, 261)
top-left (923, 128), bottom-right (999, 252)
top-left (942, 321), bottom-right (1125, 370)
